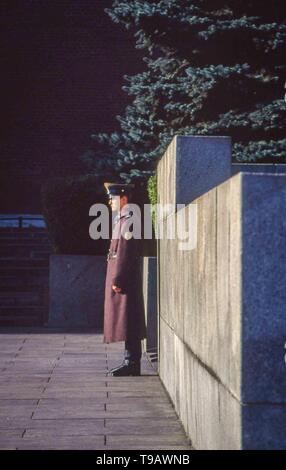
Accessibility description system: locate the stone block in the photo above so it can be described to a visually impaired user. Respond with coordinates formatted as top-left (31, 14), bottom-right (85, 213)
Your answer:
top-left (49, 254), bottom-right (106, 328)
top-left (157, 135), bottom-right (232, 220)
top-left (241, 173), bottom-right (286, 402)
top-left (232, 163), bottom-right (286, 175)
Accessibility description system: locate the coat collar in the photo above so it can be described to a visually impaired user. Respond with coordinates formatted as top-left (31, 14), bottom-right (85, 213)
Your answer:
top-left (113, 204), bottom-right (132, 224)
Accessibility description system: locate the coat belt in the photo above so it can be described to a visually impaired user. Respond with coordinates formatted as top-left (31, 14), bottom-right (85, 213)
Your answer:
top-left (107, 251), bottom-right (117, 261)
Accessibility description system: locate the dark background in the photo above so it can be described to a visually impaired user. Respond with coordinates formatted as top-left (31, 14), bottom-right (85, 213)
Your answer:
top-left (0, 0), bottom-right (142, 212)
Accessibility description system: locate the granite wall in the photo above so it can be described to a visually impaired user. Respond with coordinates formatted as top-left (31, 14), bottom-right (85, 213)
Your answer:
top-left (156, 135), bottom-right (286, 449)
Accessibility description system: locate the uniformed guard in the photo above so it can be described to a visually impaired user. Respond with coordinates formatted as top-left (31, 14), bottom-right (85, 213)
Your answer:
top-left (103, 182), bottom-right (147, 376)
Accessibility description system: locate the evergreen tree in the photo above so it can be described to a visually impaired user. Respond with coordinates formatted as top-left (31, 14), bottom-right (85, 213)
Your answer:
top-left (88, 0), bottom-right (286, 182)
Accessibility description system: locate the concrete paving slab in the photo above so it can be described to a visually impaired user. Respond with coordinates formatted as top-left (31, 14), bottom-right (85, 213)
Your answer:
top-left (3, 435), bottom-right (105, 450)
top-left (105, 417), bottom-right (184, 434)
top-left (107, 434), bottom-right (191, 448)
top-left (0, 328), bottom-right (191, 450)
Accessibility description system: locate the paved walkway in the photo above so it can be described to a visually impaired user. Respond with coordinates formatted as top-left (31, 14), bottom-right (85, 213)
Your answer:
top-left (0, 329), bottom-right (192, 450)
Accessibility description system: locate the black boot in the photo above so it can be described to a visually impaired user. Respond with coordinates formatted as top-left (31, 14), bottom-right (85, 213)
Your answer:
top-left (108, 358), bottom-right (141, 376)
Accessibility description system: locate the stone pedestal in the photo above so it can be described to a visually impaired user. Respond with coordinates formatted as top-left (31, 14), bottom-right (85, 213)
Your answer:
top-left (48, 255), bottom-right (106, 328)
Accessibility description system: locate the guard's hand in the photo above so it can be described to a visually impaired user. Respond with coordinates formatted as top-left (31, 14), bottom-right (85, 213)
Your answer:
top-left (112, 285), bottom-right (122, 293)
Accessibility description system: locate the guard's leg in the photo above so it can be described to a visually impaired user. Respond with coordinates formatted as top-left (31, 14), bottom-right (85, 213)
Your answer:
top-left (124, 337), bottom-right (142, 363)
top-left (107, 337), bottom-right (142, 376)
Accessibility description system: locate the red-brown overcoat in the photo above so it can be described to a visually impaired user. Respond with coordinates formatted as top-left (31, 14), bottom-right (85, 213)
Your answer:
top-left (103, 206), bottom-right (147, 343)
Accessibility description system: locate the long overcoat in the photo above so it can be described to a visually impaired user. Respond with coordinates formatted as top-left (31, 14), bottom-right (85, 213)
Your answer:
top-left (103, 206), bottom-right (147, 343)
